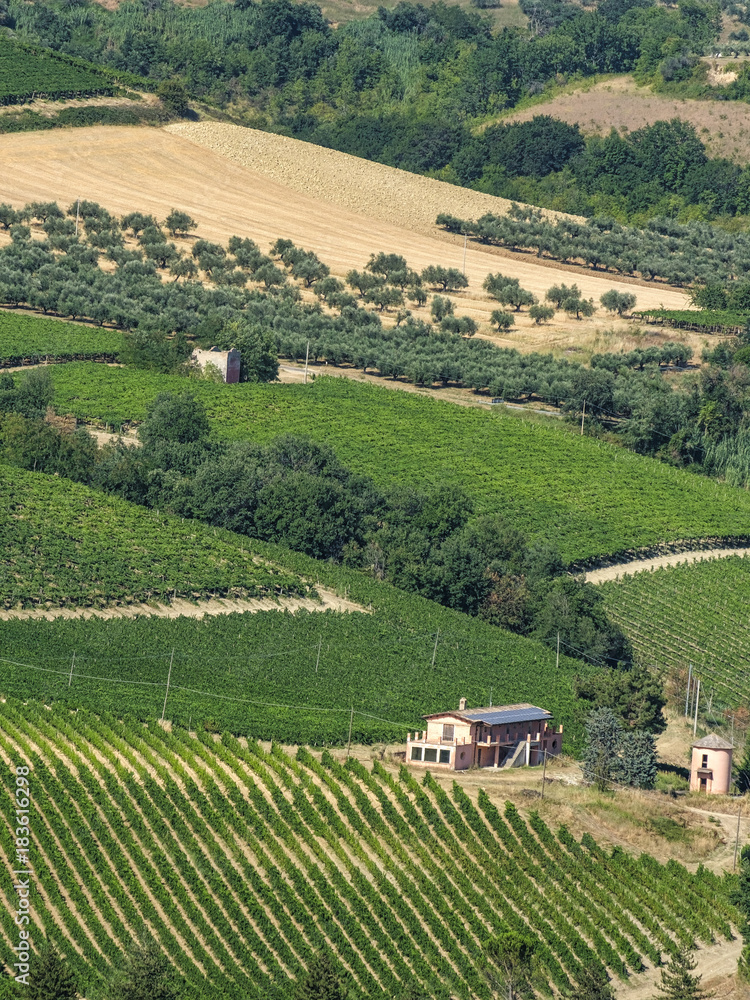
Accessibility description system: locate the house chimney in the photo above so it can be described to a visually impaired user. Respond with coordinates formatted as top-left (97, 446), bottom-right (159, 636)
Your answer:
top-left (459, 697), bottom-right (467, 711)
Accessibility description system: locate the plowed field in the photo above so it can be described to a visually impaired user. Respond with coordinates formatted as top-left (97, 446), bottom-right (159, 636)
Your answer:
top-left (0, 124), bottom-right (688, 345)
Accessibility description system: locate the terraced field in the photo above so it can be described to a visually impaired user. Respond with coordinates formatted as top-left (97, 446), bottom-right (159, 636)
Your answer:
top-left (600, 556), bottom-right (750, 708)
top-left (0, 701), bottom-right (737, 1000)
top-left (46, 366), bottom-right (750, 562)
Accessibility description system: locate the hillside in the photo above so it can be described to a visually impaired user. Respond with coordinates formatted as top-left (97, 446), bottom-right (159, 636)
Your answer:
top-left (45, 367), bottom-right (750, 562)
top-left (0, 700), bottom-right (737, 1000)
top-left (0, 125), bottom-right (687, 342)
top-left (0, 460), bottom-right (592, 744)
top-left (600, 556), bottom-right (750, 708)
top-left (1, 463), bottom-right (308, 610)
top-left (504, 75), bottom-right (750, 164)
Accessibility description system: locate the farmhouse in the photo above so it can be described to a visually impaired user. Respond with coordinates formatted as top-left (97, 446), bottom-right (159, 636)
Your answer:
top-left (407, 700), bottom-right (563, 771)
top-left (689, 733), bottom-right (734, 794)
top-left (191, 346), bottom-right (241, 383)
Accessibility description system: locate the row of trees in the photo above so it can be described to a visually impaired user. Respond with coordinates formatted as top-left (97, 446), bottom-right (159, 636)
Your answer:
top-left (437, 204), bottom-right (750, 287)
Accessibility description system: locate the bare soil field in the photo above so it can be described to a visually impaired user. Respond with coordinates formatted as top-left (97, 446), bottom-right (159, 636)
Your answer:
top-left (506, 74), bottom-right (750, 163)
top-left (0, 124), bottom-right (688, 347)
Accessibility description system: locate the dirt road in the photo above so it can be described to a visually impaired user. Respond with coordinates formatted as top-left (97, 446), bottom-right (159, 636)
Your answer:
top-left (586, 547), bottom-right (750, 583)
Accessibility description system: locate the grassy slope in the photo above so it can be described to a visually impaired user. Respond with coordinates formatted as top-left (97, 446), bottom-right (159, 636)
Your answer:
top-left (0, 701), bottom-right (736, 1000)
top-left (1, 462), bottom-right (589, 744)
top-left (600, 557), bottom-right (750, 708)
top-left (0, 312), bottom-right (123, 363)
top-left (48, 364), bottom-right (750, 561)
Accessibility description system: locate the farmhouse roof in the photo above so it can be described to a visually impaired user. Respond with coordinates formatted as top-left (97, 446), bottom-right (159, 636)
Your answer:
top-left (424, 703), bottom-right (552, 726)
top-left (692, 733), bottom-right (734, 750)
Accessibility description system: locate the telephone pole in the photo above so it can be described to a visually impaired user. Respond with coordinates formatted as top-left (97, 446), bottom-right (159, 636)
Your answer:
top-left (556, 632), bottom-right (560, 669)
top-left (315, 637), bottom-right (322, 674)
top-left (685, 662), bottom-right (692, 717)
top-left (161, 648), bottom-right (175, 723)
top-left (580, 399), bottom-right (586, 436)
top-left (68, 651), bottom-right (76, 688)
top-left (304, 340), bottom-right (310, 384)
top-left (462, 232), bottom-right (467, 275)
top-left (734, 806), bottom-right (743, 871)
top-left (693, 676), bottom-right (700, 736)
top-left (431, 629), bottom-right (440, 668)
top-left (346, 706), bottom-right (354, 757)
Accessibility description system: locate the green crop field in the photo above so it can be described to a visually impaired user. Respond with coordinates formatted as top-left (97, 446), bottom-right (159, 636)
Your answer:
top-left (600, 557), bottom-right (750, 709)
top-left (1, 463), bottom-right (306, 611)
top-left (0, 312), bottom-right (123, 365)
top-left (0, 701), bottom-right (736, 1000)
top-left (47, 365), bottom-right (750, 562)
top-left (0, 461), bottom-right (590, 745)
top-left (0, 38), bottom-right (117, 104)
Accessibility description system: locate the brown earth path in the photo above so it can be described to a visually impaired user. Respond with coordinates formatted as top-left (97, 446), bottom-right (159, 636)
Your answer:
top-left (0, 587), bottom-right (366, 622)
top-left (585, 547), bottom-right (750, 583)
top-left (0, 125), bottom-right (688, 340)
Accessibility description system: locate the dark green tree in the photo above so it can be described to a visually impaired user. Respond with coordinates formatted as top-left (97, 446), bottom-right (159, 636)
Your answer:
top-left (563, 963), bottom-right (616, 1000)
top-left (484, 930), bottom-right (538, 1000)
top-left (139, 391), bottom-right (210, 447)
top-left (107, 936), bottom-right (182, 1000)
top-left (156, 79), bottom-right (190, 116)
top-left (574, 664), bottom-right (667, 733)
top-left (28, 941), bottom-right (77, 1000)
top-left (654, 946), bottom-right (714, 1000)
top-left (295, 951), bottom-right (348, 1000)
top-left (583, 707), bottom-right (622, 790)
top-left (164, 210), bottom-right (196, 237)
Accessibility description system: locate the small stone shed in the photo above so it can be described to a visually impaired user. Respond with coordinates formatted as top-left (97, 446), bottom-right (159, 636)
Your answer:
top-left (191, 347), bottom-right (241, 383)
top-left (690, 733), bottom-right (733, 794)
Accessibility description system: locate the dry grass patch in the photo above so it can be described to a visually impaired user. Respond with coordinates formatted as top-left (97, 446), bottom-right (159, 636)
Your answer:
top-left (505, 74), bottom-right (750, 162)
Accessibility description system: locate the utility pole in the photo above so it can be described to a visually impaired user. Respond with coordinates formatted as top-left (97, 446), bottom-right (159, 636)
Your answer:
top-left (74, 197), bottom-right (80, 237)
top-left (685, 662), bottom-right (692, 718)
top-left (580, 399), bottom-right (586, 436)
top-left (541, 749), bottom-right (548, 799)
top-left (304, 340), bottom-right (310, 384)
top-left (431, 629), bottom-right (440, 669)
top-left (68, 651), bottom-right (76, 688)
top-left (161, 648), bottom-right (175, 723)
top-left (315, 637), bottom-right (322, 674)
top-left (693, 676), bottom-right (700, 737)
top-left (734, 807), bottom-right (743, 871)
top-left (489, 687), bottom-right (492, 708)
top-left (462, 232), bottom-right (467, 275)
top-left (556, 632), bottom-right (560, 669)
top-left (346, 705), bottom-right (354, 757)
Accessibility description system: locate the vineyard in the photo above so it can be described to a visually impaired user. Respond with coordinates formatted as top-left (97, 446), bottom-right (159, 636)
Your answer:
top-left (0, 312), bottom-right (122, 366)
top-left (0, 38), bottom-right (117, 105)
top-left (0, 700), bottom-right (737, 1000)
top-left (46, 366), bottom-right (750, 562)
top-left (632, 309), bottom-right (749, 335)
top-left (600, 556), bottom-right (750, 708)
top-left (0, 470), bottom-right (589, 745)
top-left (1, 464), bottom-right (307, 611)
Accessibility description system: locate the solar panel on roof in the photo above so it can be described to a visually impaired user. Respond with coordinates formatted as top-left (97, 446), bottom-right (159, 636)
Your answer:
top-left (462, 707), bottom-right (551, 726)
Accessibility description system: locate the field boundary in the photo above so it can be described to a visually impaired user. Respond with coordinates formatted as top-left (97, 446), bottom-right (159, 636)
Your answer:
top-left (584, 543), bottom-right (750, 583)
top-left (0, 588), bottom-right (367, 622)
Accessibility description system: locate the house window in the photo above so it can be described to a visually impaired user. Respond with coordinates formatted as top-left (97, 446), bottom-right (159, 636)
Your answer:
top-left (411, 747), bottom-right (423, 761)
top-left (423, 748), bottom-right (438, 763)
top-left (439, 749), bottom-right (450, 764)
top-left (442, 724), bottom-right (454, 740)
top-left (702, 754), bottom-right (709, 768)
